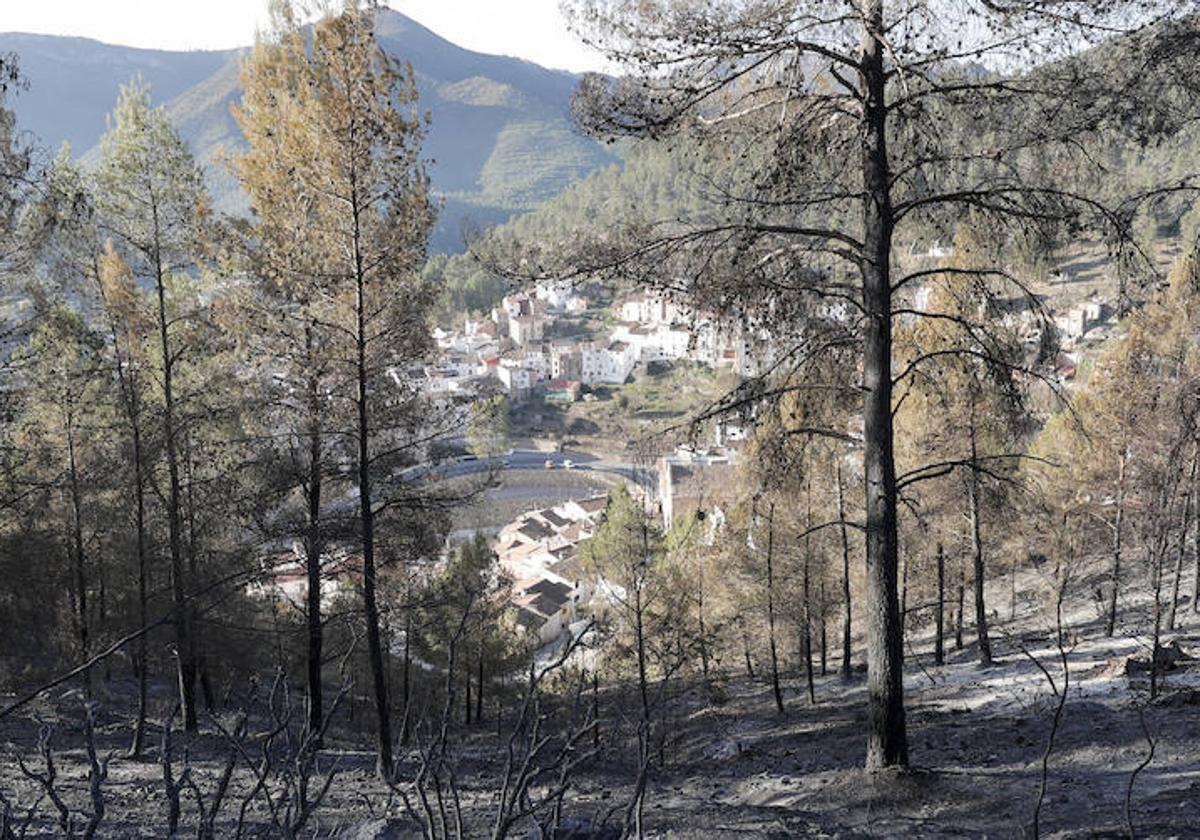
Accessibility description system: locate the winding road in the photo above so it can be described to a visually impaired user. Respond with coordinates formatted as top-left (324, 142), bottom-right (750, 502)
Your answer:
top-left (400, 448), bottom-right (658, 493)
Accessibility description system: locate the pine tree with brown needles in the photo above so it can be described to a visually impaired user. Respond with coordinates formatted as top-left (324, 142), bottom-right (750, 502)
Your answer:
top-left (233, 0), bottom-right (437, 775)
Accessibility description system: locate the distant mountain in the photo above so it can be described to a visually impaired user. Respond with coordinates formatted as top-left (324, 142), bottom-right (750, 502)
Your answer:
top-left (0, 9), bottom-right (617, 253)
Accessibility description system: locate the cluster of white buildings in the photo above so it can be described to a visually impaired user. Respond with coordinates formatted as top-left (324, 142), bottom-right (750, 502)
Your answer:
top-left (1053, 299), bottom-right (1112, 348)
top-left (428, 258), bottom-right (1122, 406)
top-left (421, 276), bottom-right (791, 405)
top-left (614, 291), bottom-right (782, 377)
top-left (495, 496), bottom-right (609, 646)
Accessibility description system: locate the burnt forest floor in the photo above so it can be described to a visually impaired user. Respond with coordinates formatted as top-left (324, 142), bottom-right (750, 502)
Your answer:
top-left (2, 595), bottom-right (1200, 838)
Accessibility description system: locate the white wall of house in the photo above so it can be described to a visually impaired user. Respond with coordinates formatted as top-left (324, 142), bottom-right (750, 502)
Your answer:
top-left (510, 315), bottom-right (544, 345)
top-left (619, 292), bottom-right (686, 325)
top-left (536, 278), bottom-right (577, 310)
top-left (497, 364), bottom-right (532, 398)
top-left (580, 344), bottom-right (635, 384)
top-left (535, 609), bottom-right (566, 646)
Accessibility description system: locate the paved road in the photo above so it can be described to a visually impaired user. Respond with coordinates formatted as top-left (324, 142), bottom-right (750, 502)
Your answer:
top-left (400, 448), bottom-right (657, 492)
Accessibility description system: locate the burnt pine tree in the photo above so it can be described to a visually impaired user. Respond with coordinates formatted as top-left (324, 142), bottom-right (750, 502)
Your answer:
top-left (892, 223), bottom-right (1037, 669)
top-left (93, 79), bottom-right (212, 733)
top-left (13, 306), bottom-right (109, 699)
top-left (233, 0), bottom-right (437, 775)
top-left (502, 0), bottom-right (1200, 769)
top-left (44, 152), bottom-right (158, 754)
top-left (97, 244), bottom-right (156, 755)
top-left (232, 0), bottom-right (346, 745)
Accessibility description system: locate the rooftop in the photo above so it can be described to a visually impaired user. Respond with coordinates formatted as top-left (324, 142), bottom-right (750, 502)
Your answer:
top-left (550, 556), bottom-right (585, 582)
top-left (539, 508), bottom-right (570, 529)
top-left (523, 578), bottom-right (573, 606)
top-left (517, 519), bottom-right (554, 542)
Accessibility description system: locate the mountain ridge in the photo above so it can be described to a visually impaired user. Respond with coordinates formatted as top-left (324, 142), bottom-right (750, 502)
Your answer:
top-left (0, 10), bottom-right (616, 253)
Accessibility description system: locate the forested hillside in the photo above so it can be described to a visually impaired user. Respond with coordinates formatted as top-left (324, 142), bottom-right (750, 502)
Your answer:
top-left (427, 139), bottom-right (711, 315)
top-left (432, 34), bottom-right (1200, 321)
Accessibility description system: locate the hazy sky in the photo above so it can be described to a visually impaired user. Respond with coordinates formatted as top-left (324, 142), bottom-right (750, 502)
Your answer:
top-left (0, 0), bottom-right (609, 72)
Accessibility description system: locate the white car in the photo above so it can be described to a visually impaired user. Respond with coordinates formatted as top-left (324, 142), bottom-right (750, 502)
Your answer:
top-left (562, 459), bottom-right (575, 469)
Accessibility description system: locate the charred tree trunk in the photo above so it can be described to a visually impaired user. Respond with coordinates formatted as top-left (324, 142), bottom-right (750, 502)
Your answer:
top-left (802, 561), bottom-right (815, 705)
top-left (304, 327), bottom-right (325, 745)
top-left (98, 553), bottom-right (109, 684)
top-left (153, 227), bottom-right (196, 733)
top-left (819, 579), bottom-right (828, 677)
top-left (935, 543), bottom-right (945, 666)
top-left (128, 412), bottom-right (149, 757)
top-left (66, 422), bottom-right (91, 699)
top-left (183, 436), bottom-right (215, 713)
top-left (742, 631), bottom-right (755, 678)
top-left (1168, 447), bottom-right (1196, 631)
top-left (475, 644), bottom-right (484, 724)
top-left (635, 575), bottom-right (650, 725)
top-left (592, 670), bottom-right (600, 752)
top-left (353, 205), bottom-right (393, 777)
top-left (465, 655), bottom-right (473, 726)
top-left (103, 292), bottom-right (151, 755)
top-left (955, 566), bottom-right (965, 651)
top-left (765, 503), bottom-right (784, 714)
top-left (401, 611), bottom-right (412, 746)
top-left (837, 460), bottom-right (853, 678)
top-left (859, 0), bottom-right (907, 768)
top-left (969, 416), bottom-right (992, 667)
top-left (1107, 446), bottom-right (1128, 637)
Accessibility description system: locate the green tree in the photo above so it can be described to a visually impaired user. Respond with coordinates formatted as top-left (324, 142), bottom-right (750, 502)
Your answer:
top-left (98, 243), bottom-right (158, 755)
top-left (12, 306), bottom-right (109, 697)
top-left (93, 77), bottom-right (213, 732)
top-left (45, 147), bottom-right (161, 753)
top-left (580, 484), bottom-right (679, 728)
top-left (232, 0), bottom-right (348, 743)
top-left (467, 394), bottom-right (511, 459)
top-left (434, 534), bottom-right (513, 726)
top-left (581, 483), bottom-right (689, 828)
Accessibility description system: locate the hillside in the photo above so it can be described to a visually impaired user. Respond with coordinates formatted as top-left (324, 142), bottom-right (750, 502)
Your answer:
top-left (0, 10), bottom-right (617, 253)
top-left (427, 138), bottom-right (715, 316)
top-left (2, 582), bottom-right (1197, 837)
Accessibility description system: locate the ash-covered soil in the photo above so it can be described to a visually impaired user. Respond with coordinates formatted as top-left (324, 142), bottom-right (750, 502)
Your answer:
top-left (3, 615), bottom-right (1199, 838)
